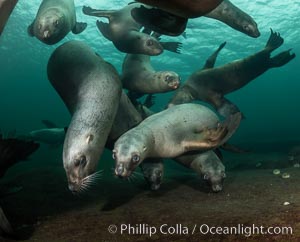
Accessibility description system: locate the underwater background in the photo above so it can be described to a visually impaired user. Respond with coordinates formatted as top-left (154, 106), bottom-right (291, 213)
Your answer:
top-left (0, 0), bottom-right (300, 241)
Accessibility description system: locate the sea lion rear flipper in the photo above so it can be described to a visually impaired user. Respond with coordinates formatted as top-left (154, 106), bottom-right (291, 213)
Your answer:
top-left (72, 22), bottom-right (87, 34)
top-left (160, 41), bottom-right (182, 54)
top-left (182, 112), bottom-right (242, 151)
top-left (143, 94), bottom-right (155, 108)
top-left (269, 49), bottom-right (296, 68)
top-left (202, 41), bottom-right (226, 69)
top-left (131, 6), bottom-right (187, 36)
top-left (82, 6), bottom-right (114, 19)
top-left (265, 29), bottom-right (284, 52)
top-left (96, 20), bottom-right (112, 40)
top-left (216, 97), bottom-right (245, 119)
top-left (0, 206), bottom-right (13, 235)
top-left (27, 22), bottom-right (34, 37)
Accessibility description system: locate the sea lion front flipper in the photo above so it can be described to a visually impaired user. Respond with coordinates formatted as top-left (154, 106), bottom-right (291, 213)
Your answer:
top-left (72, 22), bottom-right (87, 34)
top-left (131, 6), bottom-right (187, 36)
top-left (0, 206), bottom-right (13, 235)
top-left (143, 94), bottom-right (155, 108)
top-left (27, 22), bottom-right (34, 37)
top-left (82, 6), bottom-right (114, 19)
top-left (96, 20), bottom-right (112, 40)
top-left (182, 112), bottom-right (242, 151)
top-left (160, 41), bottom-right (182, 54)
top-left (202, 41), bottom-right (226, 69)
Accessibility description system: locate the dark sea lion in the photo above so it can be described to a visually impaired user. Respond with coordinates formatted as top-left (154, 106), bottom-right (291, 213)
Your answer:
top-left (0, 134), bottom-right (39, 235)
top-left (0, 0), bottom-right (18, 37)
top-left (140, 158), bottom-right (164, 190)
top-left (168, 29), bottom-right (296, 118)
top-left (205, 0), bottom-right (260, 38)
top-left (121, 54), bottom-right (181, 94)
top-left (288, 145), bottom-right (300, 166)
top-left (28, 0), bottom-right (87, 45)
top-left (135, 0), bottom-right (223, 18)
top-left (175, 150), bottom-right (225, 192)
top-left (113, 103), bottom-right (242, 178)
top-left (47, 41), bottom-right (122, 193)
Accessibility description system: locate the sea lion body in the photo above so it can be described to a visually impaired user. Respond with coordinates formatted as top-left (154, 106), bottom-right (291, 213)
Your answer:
top-left (28, 0), bottom-right (86, 45)
top-left (29, 128), bottom-right (65, 145)
top-left (168, 30), bottom-right (296, 118)
top-left (136, 0), bottom-right (223, 18)
top-left (121, 54), bottom-right (180, 94)
top-left (288, 145), bottom-right (300, 166)
top-left (47, 41), bottom-right (122, 192)
top-left (0, 0), bottom-right (18, 36)
top-left (113, 103), bottom-right (241, 178)
top-left (175, 150), bottom-right (225, 192)
top-left (82, 4), bottom-right (163, 55)
top-left (205, 0), bottom-right (260, 38)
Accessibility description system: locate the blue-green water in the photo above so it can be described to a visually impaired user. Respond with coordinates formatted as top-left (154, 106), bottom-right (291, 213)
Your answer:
top-left (0, 1), bottom-right (300, 241)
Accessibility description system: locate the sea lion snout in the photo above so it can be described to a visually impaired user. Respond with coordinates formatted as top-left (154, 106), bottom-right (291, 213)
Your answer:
top-left (115, 163), bottom-right (131, 178)
top-left (164, 72), bottom-right (180, 89)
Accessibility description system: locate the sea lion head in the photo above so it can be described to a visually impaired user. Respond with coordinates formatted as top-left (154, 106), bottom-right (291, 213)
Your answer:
top-left (157, 71), bottom-right (181, 91)
top-left (142, 163), bottom-right (163, 190)
top-left (113, 134), bottom-right (147, 178)
top-left (132, 32), bottom-right (163, 55)
top-left (63, 132), bottom-right (101, 193)
top-left (34, 9), bottom-right (66, 45)
top-left (236, 16), bottom-right (260, 38)
top-left (201, 164), bottom-right (226, 193)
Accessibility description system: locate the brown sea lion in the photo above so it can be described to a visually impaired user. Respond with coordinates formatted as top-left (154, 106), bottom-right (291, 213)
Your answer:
top-left (47, 41), bottom-right (122, 193)
top-left (0, 0), bottom-right (18, 37)
top-left (135, 0), bottom-right (223, 18)
top-left (0, 134), bottom-right (39, 235)
top-left (175, 150), bottom-right (225, 192)
top-left (121, 54), bottom-right (181, 94)
top-left (113, 103), bottom-right (242, 178)
top-left (168, 29), bottom-right (296, 118)
top-left (82, 4), bottom-right (180, 55)
top-left (28, 0), bottom-right (87, 45)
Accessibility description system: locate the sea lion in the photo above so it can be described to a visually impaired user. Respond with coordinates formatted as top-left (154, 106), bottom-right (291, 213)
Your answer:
top-left (28, 128), bottom-right (66, 145)
top-left (168, 29), bottom-right (296, 118)
top-left (0, 134), bottom-right (39, 235)
top-left (132, 0), bottom-right (259, 38)
top-left (82, 4), bottom-right (181, 55)
top-left (0, 0), bottom-right (18, 37)
top-left (205, 0), bottom-right (260, 38)
top-left (140, 158), bottom-right (164, 190)
top-left (47, 40), bottom-right (122, 193)
top-left (288, 145), bottom-right (300, 166)
top-left (175, 150), bottom-right (225, 192)
top-left (113, 103), bottom-right (242, 178)
top-left (121, 54), bottom-right (181, 94)
top-left (28, 0), bottom-right (87, 45)
top-left (135, 0), bottom-right (223, 18)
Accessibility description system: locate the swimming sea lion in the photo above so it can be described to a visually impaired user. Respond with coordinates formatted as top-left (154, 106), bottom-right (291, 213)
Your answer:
top-left (47, 41), bottom-right (122, 193)
top-left (135, 0), bottom-right (223, 18)
top-left (175, 150), bottom-right (225, 192)
top-left (28, 0), bottom-right (87, 45)
top-left (0, 0), bottom-right (18, 37)
top-left (140, 158), bottom-right (164, 190)
top-left (113, 103), bottom-right (242, 178)
top-left (168, 29), bottom-right (296, 118)
top-left (28, 128), bottom-right (66, 145)
top-left (82, 4), bottom-right (180, 55)
top-left (288, 145), bottom-right (300, 166)
top-left (205, 0), bottom-right (260, 38)
top-left (0, 134), bottom-right (39, 234)
top-left (121, 54), bottom-right (181, 94)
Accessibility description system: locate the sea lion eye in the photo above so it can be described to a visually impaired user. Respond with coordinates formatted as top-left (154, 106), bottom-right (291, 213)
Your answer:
top-left (131, 154), bottom-right (140, 163)
top-left (74, 155), bottom-right (87, 167)
top-left (243, 25), bottom-right (250, 31)
top-left (203, 174), bottom-right (209, 180)
top-left (147, 40), bottom-right (153, 46)
top-left (112, 152), bottom-right (116, 160)
top-left (221, 172), bottom-right (226, 178)
top-left (54, 20), bottom-right (59, 26)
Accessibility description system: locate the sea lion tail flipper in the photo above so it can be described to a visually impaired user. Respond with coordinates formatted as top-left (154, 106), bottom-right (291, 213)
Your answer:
top-left (82, 6), bottom-right (114, 18)
top-left (0, 206), bottom-right (13, 234)
top-left (131, 6), bottom-right (187, 36)
top-left (269, 49), bottom-right (296, 68)
top-left (27, 22), bottom-right (34, 37)
top-left (160, 41), bottom-right (182, 54)
top-left (203, 41), bottom-right (227, 69)
top-left (72, 22), bottom-right (87, 34)
top-left (41, 119), bottom-right (58, 128)
top-left (265, 28), bottom-right (284, 52)
top-left (96, 20), bottom-right (112, 40)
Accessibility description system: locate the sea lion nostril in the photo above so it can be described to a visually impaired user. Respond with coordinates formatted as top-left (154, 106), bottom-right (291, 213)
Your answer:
top-left (116, 164), bottom-right (124, 175)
